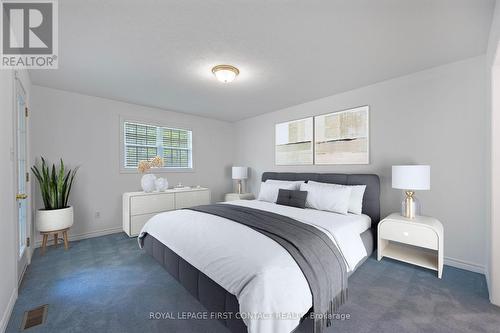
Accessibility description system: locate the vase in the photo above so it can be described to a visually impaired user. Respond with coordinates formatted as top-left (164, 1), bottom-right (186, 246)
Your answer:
top-left (141, 174), bottom-right (157, 192)
top-left (36, 206), bottom-right (74, 232)
top-left (155, 178), bottom-right (169, 192)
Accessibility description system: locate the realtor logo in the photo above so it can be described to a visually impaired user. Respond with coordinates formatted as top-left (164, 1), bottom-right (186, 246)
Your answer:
top-left (1, 0), bottom-right (58, 69)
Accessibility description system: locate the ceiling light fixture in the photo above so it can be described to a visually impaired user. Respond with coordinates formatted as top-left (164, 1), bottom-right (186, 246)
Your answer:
top-left (211, 64), bottom-right (240, 83)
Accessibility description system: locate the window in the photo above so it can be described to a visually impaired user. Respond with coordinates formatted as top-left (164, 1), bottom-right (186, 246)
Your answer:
top-left (123, 121), bottom-right (193, 170)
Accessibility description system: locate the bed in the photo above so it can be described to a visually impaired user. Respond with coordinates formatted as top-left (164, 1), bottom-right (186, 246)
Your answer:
top-left (139, 172), bottom-right (380, 333)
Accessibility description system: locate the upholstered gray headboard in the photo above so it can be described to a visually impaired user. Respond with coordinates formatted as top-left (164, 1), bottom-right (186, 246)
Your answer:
top-left (261, 172), bottom-right (381, 227)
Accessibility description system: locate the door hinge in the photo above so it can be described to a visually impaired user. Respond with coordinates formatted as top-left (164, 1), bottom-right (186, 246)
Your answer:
top-left (26, 172), bottom-right (29, 182)
top-left (26, 237), bottom-right (30, 247)
top-left (25, 107), bottom-right (28, 117)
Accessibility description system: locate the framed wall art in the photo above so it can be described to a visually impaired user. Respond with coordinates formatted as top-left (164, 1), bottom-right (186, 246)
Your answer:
top-left (314, 106), bottom-right (369, 165)
top-left (275, 117), bottom-right (313, 165)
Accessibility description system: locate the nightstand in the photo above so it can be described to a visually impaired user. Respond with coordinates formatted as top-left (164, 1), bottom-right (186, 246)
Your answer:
top-left (378, 213), bottom-right (444, 278)
top-left (224, 193), bottom-right (255, 201)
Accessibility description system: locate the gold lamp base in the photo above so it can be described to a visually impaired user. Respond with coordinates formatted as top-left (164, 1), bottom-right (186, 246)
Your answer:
top-left (403, 191), bottom-right (417, 219)
top-left (237, 180), bottom-right (242, 194)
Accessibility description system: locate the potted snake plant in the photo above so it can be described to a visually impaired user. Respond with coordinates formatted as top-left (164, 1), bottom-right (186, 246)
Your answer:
top-left (31, 158), bottom-right (78, 233)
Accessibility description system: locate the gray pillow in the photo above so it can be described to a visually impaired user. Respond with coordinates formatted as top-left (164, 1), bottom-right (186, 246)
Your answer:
top-left (276, 189), bottom-right (308, 209)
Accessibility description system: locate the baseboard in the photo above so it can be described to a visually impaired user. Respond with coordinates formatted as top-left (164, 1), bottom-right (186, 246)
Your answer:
top-left (0, 288), bottom-right (17, 333)
top-left (34, 227), bottom-right (123, 248)
top-left (444, 256), bottom-right (485, 274)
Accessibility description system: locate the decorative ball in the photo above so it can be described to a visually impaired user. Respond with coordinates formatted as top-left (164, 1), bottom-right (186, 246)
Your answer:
top-left (141, 174), bottom-right (157, 193)
top-left (155, 178), bottom-right (169, 192)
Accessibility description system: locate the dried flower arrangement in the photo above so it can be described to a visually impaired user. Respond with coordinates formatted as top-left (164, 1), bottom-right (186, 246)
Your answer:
top-left (138, 156), bottom-right (164, 173)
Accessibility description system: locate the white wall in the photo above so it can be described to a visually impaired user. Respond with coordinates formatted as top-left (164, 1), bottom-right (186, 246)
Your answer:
top-left (234, 56), bottom-right (488, 272)
top-left (30, 86), bottom-right (235, 243)
top-left (0, 69), bottom-right (31, 332)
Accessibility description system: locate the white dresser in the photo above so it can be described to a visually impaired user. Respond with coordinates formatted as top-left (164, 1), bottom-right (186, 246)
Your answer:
top-left (122, 187), bottom-right (210, 237)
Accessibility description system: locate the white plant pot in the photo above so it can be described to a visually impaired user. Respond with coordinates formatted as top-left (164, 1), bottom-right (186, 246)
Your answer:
top-left (36, 206), bottom-right (74, 232)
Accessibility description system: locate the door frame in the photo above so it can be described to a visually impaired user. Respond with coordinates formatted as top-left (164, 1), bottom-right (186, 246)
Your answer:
top-left (13, 70), bottom-right (31, 285)
top-left (491, 57), bottom-right (500, 306)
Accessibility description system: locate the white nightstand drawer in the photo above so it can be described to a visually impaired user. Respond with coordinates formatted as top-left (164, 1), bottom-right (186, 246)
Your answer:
top-left (130, 193), bottom-right (175, 215)
top-left (380, 220), bottom-right (438, 250)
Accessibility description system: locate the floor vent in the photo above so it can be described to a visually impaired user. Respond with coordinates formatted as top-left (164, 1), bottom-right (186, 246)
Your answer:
top-left (21, 305), bottom-right (48, 330)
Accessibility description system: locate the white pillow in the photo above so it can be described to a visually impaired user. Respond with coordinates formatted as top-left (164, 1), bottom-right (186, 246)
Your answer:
top-left (257, 181), bottom-right (300, 203)
top-left (346, 185), bottom-right (366, 215)
top-left (300, 182), bottom-right (352, 215)
top-left (265, 179), bottom-right (303, 190)
top-left (307, 181), bottom-right (366, 215)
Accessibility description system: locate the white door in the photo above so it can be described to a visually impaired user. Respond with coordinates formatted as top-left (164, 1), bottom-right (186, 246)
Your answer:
top-left (15, 76), bottom-right (29, 283)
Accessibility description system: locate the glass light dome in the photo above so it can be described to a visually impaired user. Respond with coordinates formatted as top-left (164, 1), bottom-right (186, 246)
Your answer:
top-left (212, 65), bottom-right (239, 83)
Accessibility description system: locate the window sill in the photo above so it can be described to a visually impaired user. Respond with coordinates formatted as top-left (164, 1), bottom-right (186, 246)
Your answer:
top-left (120, 168), bottom-right (196, 174)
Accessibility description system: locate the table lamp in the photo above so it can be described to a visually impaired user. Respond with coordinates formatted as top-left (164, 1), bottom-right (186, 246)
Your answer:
top-left (232, 166), bottom-right (248, 194)
top-left (392, 165), bottom-right (430, 219)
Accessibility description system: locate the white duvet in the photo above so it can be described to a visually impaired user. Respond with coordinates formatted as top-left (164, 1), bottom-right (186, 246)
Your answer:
top-left (139, 200), bottom-right (370, 333)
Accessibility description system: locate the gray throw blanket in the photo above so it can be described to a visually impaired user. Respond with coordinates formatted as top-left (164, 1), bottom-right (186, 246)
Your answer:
top-left (187, 204), bottom-right (348, 333)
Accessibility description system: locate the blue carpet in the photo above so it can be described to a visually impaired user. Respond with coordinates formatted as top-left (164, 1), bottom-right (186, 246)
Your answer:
top-left (5, 233), bottom-right (500, 333)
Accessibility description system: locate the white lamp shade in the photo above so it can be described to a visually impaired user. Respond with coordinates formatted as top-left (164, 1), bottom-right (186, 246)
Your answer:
top-left (232, 166), bottom-right (248, 180)
top-left (392, 165), bottom-right (430, 190)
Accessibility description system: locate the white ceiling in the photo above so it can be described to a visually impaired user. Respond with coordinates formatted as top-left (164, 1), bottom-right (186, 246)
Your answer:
top-left (30, 0), bottom-right (495, 122)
